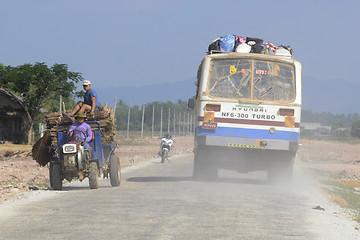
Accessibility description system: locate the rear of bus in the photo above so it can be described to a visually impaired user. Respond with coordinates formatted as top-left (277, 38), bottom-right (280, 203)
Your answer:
top-left (190, 53), bottom-right (302, 180)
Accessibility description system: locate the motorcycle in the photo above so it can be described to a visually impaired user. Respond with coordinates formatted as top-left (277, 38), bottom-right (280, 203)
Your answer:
top-left (159, 135), bottom-right (174, 163)
top-left (50, 129), bottom-right (99, 190)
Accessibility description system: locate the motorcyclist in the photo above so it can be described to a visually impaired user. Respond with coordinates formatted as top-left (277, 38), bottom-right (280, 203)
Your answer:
top-left (165, 133), bottom-right (172, 140)
top-left (159, 133), bottom-right (174, 156)
top-left (67, 112), bottom-right (92, 155)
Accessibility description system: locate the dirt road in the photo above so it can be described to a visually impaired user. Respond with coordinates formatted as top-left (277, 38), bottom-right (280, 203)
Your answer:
top-left (0, 136), bottom-right (194, 202)
top-left (1, 153), bottom-right (359, 239)
top-left (0, 138), bottom-right (360, 223)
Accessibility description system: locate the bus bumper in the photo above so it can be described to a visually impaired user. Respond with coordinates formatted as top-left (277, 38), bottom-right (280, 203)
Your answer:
top-left (196, 134), bottom-right (299, 152)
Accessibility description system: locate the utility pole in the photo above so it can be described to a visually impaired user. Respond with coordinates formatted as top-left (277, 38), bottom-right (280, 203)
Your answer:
top-left (126, 106), bottom-right (130, 139)
top-left (190, 114), bottom-right (193, 136)
top-left (167, 108), bottom-right (170, 133)
top-left (160, 106), bottom-right (163, 137)
top-left (152, 105), bottom-right (154, 138)
top-left (188, 113), bottom-right (190, 136)
top-left (113, 97), bottom-right (117, 117)
top-left (141, 104), bottom-right (145, 139)
top-left (173, 110), bottom-right (176, 136)
top-left (59, 95), bottom-right (62, 112)
top-left (178, 112), bottom-right (181, 136)
top-left (183, 112), bottom-right (186, 136)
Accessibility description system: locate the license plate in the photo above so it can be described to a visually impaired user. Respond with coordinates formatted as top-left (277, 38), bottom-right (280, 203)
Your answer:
top-left (202, 122), bottom-right (218, 130)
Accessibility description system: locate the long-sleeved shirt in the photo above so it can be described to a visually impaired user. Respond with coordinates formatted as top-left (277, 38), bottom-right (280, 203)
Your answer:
top-left (68, 122), bottom-right (92, 143)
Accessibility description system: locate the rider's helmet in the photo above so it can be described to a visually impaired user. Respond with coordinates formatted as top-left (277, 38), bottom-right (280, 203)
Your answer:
top-left (165, 133), bottom-right (172, 139)
top-left (75, 112), bottom-right (87, 119)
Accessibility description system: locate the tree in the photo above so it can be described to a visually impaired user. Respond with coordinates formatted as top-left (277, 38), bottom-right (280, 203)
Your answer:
top-left (114, 100), bottom-right (131, 130)
top-left (0, 62), bottom-right (83, 143)
top-left (301, 109), bottom-right (360, 129)
top-left (351, 119), bottom-right (360, 138)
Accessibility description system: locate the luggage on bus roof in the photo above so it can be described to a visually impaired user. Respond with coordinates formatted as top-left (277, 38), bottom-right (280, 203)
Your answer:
top-left (207, 34), bottom-right (293, 57)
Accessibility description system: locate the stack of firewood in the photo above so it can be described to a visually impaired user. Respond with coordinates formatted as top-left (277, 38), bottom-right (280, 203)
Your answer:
top-left (44, 106), bottom-right (116, 147)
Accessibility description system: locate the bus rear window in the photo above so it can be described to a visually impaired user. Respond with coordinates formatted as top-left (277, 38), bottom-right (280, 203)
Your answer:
top-left (207, 59), bottom-right (295, 102)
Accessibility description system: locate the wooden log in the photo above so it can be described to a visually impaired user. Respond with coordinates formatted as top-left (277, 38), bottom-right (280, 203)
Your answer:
top-left (45, 112), bottom-right (62, 118)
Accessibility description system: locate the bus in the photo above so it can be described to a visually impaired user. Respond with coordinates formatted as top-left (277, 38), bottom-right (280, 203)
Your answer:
top-left (188, 52), bottom-right (302, 181)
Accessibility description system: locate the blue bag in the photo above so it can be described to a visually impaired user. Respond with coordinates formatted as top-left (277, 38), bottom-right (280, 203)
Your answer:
top-left (219, 35), bottom-right (235, 52)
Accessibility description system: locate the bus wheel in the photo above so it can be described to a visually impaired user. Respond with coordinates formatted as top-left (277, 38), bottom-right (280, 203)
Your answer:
top-left (268, 158), bottom-right (294, 184)
top-left (193, 147), bottom-right (218, 181)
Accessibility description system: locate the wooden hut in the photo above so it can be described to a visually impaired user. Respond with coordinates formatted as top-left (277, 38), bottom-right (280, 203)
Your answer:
top-left (0, 87), bottom-right (32, 143)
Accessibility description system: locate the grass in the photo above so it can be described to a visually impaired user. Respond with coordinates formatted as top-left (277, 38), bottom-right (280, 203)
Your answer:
top-left (0, 143), bottom-right (32, 152)
top-left (28, 182), bottom-right (49, 189)
top-left (307, 167), bottom-right (360, 223)
top-left (0, 179), bottom-right (49, 188)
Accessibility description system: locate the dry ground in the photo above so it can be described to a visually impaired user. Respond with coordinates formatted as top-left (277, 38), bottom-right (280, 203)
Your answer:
top-left (297, 139), bottom-right (360, 181)
top-left (0, 136), bottom-right (194, 203)
top-left (1, 138), bottom-right (360, 204)
top-left (296, 139), bottom-right (360, 222)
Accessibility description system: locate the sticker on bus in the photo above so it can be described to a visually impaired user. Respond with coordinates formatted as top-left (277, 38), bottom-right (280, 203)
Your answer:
top-left (284, 116), bottom-right (295, 128)
top-left (228, 143), bottom-right (267, 149)
top-left (204, 111), bottom-right (215, 122)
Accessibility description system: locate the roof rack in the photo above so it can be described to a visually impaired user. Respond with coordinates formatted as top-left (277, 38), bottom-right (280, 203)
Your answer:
top-left (207, 50), bottom-right (293, 59)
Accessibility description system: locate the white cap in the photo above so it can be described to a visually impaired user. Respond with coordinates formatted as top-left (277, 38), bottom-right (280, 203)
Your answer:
top-left (83, 80), bottom-right (91, 86)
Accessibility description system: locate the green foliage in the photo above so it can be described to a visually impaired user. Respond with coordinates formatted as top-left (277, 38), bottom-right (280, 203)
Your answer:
top-left (351, 119), bottom-right (360, 138)
top-left (115, 99), bottom-right (193, 132)
top-left (44, 96), bottom-right (77, 114)
top-left (301, 109), bottom-right (360, 129)
top-left (0, 62), bottom-right (83, 132)
top-left (315, 169), bottom-right (360, 223)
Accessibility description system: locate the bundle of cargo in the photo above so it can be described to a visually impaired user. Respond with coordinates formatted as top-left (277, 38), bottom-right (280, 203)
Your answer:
top-left (32, 106), bottom-right (116, 167)
top-left (207, 34), bottom-right (293, 58)
top-left (45, 105), bottom-right (116, 147)
top-left (32, 130), bottom-right (52, 166)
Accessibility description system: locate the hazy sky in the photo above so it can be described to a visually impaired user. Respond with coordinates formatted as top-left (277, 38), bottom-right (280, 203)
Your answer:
top-left (0, 0), bottom-right (359, 89)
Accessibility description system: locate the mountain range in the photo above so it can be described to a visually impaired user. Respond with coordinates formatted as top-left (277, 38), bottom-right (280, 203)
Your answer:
top-left (97, 79), bottom-right (197, 107)
top-left (302, 77), bottom-right (360, 114)
top-left (97, 77), bottom-right (360, 115)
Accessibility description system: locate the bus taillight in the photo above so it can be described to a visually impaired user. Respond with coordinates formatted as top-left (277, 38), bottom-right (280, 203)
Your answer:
top-left (205, 104), bottom-right (221, 112)
top-left (279, 108), bottom-right (294, 116)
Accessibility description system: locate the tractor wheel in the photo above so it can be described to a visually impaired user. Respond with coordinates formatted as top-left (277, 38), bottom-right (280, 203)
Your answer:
top-left (50, 163), bottom-right (63, 190)
top-left (110, 155), bottom-right (121, 187)
top-left (88, 162), bottom-right (99, 189)
top-left (49, 162), bottom-right (54, 188)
